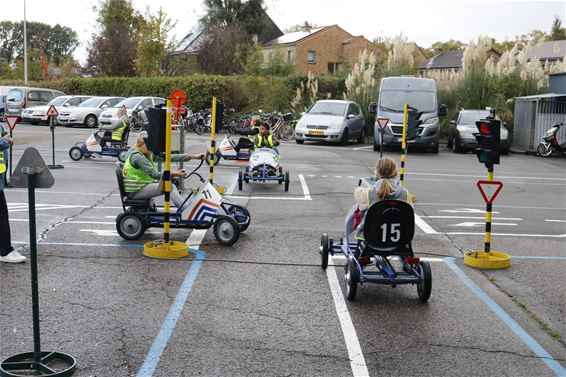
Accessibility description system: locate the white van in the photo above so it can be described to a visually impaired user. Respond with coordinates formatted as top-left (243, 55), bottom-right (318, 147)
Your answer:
top-left (372, 77), bottom-right (446, 153)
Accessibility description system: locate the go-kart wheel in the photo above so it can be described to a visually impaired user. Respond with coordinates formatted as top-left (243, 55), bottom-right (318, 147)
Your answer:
top-left (225, 205), bottom-right (251, 232)
top-left (320, 233), bottom-right (329, 269)
top-left (284, 171), bottom-right (290, 192)
top-left (238, 171), bottom-right (243, 191)
top-left (278, 167), bottom-right (283, 184)
top-left (206, 151), bottom-right (221, 166)
top-left (214, 215), bottom-right (240, 246)
top-left (117, 149), bottom-right (128, 163)
top-left (116, 212), bottom-right (147, 240)
top-left (345, 258), bottom-right (359, 301)
top-left (69, 146), bottom-right (84, 161)
top-left (417, 261), bottom-right (432, 303)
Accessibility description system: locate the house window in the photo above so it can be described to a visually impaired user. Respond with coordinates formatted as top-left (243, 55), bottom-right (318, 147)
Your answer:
top-left (327, 62), bottom-right (344, 74)
top-left (307, 51), bottom-right (316, 64)
top-left (287, 50), bottom-right (292, 63)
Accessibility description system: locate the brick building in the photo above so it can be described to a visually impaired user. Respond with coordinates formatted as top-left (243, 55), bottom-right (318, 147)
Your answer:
top-left (262, 25), bottom-right (382, 76)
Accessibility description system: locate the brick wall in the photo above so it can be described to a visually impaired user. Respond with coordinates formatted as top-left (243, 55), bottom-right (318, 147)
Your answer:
top-left (295, 26), bottom-right (353, 76)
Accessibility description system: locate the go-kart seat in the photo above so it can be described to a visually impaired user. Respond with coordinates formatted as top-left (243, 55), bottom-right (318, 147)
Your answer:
top-left (115, 162), bottom-right (154, 211)
top-left (361, 199), bottom-right (414, 257)
top-left (110, 127), bottom-right (130, 147)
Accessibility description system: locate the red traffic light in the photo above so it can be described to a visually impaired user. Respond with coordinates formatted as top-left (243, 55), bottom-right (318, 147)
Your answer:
top-left (478, 121), bottom-right (490, 135)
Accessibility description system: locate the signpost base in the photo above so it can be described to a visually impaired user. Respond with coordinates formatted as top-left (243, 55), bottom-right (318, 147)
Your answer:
top-left (464, 250), bottom-right (510, 269)
top-left (0, 351), bottom-right (76, 377)
top-left (143, 240), bottom-right (189, 259)
top-left (48, 165), bottom-right (64, 170)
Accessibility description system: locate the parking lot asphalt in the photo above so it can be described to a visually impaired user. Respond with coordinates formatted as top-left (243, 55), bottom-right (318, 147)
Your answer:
top-left (1, 123), bottom-right (565, 377)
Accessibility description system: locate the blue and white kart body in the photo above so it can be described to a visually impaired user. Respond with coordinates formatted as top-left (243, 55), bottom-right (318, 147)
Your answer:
top-left (238, 147), bottom-right (289, 191)
top-left (69, 130), bottom-right (129, 162)
top-left (207, 134), bottom-right (252, 165)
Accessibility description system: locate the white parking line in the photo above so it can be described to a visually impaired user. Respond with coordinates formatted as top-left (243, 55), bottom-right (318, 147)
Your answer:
top-left (414, 214), bottom-right (439, 234)
top-left (428, 216), bottom-right (522, 220)
top-left (447, 232), bottom-right (566, 238)
top-left (545, 219), bottom-right (566, 223)
top-left (326, 257), bottom-right (369, 377)
top-left (226, 174), bottom-right (312, 201)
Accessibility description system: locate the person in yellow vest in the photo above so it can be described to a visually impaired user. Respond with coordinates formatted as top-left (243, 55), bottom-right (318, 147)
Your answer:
top-left (254, 122), bottom-right (280, 148)
top-left (122, 131), bottom-right (205, 211)
top-left (234, 115), bottom-right (262, 152)
top-left (99, 105), bottom-right (129, 147)
top-left (0, 126), bottom-right (26, 263)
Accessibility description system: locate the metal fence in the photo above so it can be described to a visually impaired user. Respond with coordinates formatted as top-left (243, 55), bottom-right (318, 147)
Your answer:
top-left (513, 97), bottom-right (566, 151)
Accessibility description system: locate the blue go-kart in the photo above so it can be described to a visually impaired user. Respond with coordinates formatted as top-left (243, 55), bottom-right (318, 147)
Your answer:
top-left (238, 147), bottom-right (289, 191)
top-left (320, 198), bottom-right (432, 302)
top-left (69, 129), bottom-right (129, 162)
top-left (115, 160), bottom-right (251, 245)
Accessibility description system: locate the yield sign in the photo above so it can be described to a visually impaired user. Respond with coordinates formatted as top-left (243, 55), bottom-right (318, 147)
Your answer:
top-left (46, 104), bottom-right (59, 117)
top-left (377, 117), bottom-right (389, 131)
top-left (5, 115), bottom-right (19, 131)
top-left (477, 180), bottom-right (503, 204)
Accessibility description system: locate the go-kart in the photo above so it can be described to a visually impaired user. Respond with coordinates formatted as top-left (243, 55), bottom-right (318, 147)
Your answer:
top-left (206, 134), bottom-right (252, 165)
top-left (320, 194), bottom-right (431, 302)
top-left (69, 129), bottom-right (129, 162)
top-left (115, 160), bottom-right (251, 245)
top-left (238, 147), bottom-right (289, 191)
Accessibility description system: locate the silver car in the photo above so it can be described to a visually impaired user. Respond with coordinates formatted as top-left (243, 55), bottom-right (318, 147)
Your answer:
top-left (58, 96), bottom-right (125, 128)
top-left (99, 96), bottom-right (165, 129)
top-left (21, 95), bottom-right (92, 125)
top-left (294, 100), bottom-right (365, 145)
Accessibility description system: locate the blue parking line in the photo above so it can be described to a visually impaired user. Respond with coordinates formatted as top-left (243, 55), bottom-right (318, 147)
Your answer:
top-left (137, 248), bottom-right (206, 377)
top-left (444, 257), bottom-right (566, 377)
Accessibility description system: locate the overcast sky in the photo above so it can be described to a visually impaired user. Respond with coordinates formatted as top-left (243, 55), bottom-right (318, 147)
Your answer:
top-left (2, 0), bottom-right (564, 64)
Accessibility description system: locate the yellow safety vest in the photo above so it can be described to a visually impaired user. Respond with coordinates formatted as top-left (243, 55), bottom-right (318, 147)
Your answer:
top-left (112, 119), bottom-right (128, 141)
top-left (256, 134), bottom-right (274, 148)
top-left (0, 150), bottom-right (5, 174)
top-left (122, 152), bottom-right (156, 193)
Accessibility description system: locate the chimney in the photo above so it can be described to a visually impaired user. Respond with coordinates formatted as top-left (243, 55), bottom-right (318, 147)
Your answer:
top-left (302, 23), bottom-right (313, 33)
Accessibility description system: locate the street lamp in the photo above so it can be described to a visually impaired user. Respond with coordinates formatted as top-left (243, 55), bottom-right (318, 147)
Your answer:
top-left (24, 0), bottom-right (28, 84)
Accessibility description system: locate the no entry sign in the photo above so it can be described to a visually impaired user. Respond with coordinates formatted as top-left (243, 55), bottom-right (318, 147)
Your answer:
top-left (477, 180), bottom-right (503, 204)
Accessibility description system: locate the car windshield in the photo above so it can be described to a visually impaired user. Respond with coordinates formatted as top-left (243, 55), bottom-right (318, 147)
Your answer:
top-left (6, 89), bottom-right (23, 102)
top-left (48, 97), bottom-right (69, 106)
top-left (115, 97), bottom-right (143, 109)
top-left (459, 111), bottom-right (490, 125)
top-left (308, 102), bottom-right (346, 116)
top-left (379, 90), bottom-right (436, 112)
top-left (79, 97), bottom-right (105, 107)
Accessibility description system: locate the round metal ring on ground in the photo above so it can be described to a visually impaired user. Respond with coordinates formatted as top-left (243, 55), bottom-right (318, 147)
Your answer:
top-left (464, 250), bottom-right (511, 269)
top-left (0, 351), bottom-right (76, 377)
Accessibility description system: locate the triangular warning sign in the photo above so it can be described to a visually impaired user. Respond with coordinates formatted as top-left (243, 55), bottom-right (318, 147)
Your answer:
top-left (46, 105), bottom-right (59, 117)
top-left (5, 115), bottom-right (19, 131)
top-left (477, 180), bottom-right (503, 204)
top-left (10, 147), bottom-right (54, 189)
top-left (377, 117), bottom-right (389, 131)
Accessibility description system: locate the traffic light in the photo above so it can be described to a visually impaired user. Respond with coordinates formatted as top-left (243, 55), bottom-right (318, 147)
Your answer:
top-left (406, 108), bottom-right (422, 140)
top-left (145, 107), bottom-right (166, 154)
top-left (474, 117), bottom-right (500, 166)
top-left (214, 100), bottom-right (224, 133)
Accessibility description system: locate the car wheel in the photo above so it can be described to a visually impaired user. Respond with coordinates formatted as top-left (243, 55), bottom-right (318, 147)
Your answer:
top-left (430, 143), bottom-right (439, 154)
top-left (356, 129), bottom-right (365, 144)
top-left (340, 128), bottom-right (349, 146)
top-left (452, 136), bottom-right (463, 153)
top-left (84, 114), bottom-right (97, 128)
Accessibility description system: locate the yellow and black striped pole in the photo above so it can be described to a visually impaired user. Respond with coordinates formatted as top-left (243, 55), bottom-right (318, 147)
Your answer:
top-left (483, 166), bottom-right (494, 253)
top-left (209, 97), bottom-right (217, 185)
top-left (400, 103), bottom-right (408, 186)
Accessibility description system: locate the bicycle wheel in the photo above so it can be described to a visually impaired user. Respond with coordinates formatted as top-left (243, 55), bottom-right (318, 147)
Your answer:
top-left (279, 123), bottom-right (295, 141)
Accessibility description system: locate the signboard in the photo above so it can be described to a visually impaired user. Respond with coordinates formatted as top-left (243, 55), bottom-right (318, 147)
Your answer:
top-left (5, 116), bottom-right (19, 131)
top-left (10, 147), bottom-right (54, 188)
top-left (170, 89), bottom-right (187, 108)
top-left (377, 117), bottom-right (389, 131)
top-left (477, 180), bottom-right (503, 204)
top-left (46, 105), bottom-right (59, 117)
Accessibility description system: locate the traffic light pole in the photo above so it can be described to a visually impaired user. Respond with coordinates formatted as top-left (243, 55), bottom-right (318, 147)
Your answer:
top-left (400, 103), bottom-right (408, 186)
top-left (209, 97), bottom-right (217, 186)
top-left (484, 165), bottom-right (494, 254)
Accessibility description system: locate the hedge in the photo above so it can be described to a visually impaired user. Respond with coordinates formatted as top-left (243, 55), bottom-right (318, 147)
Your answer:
top-left (1, 74), bottom-right (347, 114)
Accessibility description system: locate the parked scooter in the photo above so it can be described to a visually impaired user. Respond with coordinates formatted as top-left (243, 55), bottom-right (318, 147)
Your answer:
top-left (537, 122), bottom-right (566, 157)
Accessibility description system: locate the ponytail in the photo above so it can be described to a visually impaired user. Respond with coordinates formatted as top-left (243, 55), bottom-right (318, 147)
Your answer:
top-left (374, 157), bottom-right (398, 199)
top-left (377, 179), bottom-right (395, 199)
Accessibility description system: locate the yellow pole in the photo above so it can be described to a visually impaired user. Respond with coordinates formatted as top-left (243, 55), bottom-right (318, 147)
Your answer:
top-left (163, 98), bottom-right (172, 246)
top-left (400, 103), bottom-right (408, 186)
top-left (209, 97), bottom-right (217, 185)
top-left (484, 167), bottom-right (494, 253)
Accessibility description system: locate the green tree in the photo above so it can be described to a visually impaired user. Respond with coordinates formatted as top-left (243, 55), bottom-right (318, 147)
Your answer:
top-left (431, 39), bottom-right (464, 51)
top-left (548, 16), bottom-right (566, 41)
top-left (196, 24), bottom-right (245, 75)
top-left (85, 0), bottom-right (142, 76)
top-left (202, 0), bottom-right (267, 40)
top-left (136, 7), bottom-right (175, 76)
top-left (263, 47), bottom-right (294, 76)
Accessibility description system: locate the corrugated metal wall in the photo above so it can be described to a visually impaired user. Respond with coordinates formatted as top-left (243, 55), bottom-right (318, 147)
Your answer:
top-left (513, 98), bottom-right (566, 151)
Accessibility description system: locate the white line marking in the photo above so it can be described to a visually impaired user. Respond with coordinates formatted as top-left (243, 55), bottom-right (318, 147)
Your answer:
top-left (546, 219), bottom-right (566, 223)
top-left (225, 195), bottom-right (310, 201)
top-left (406, 172), bottom-right (566, 181)
top-left (326, 257), bottom-right (369, 377)
top-left (225, 174), bottom-right (238, 196)
top-left (447, 232), bottom-right (566, 238)
top-left (439, 208), bottom-right (499, 214)
top-left (186, 229), bottom-right (207, 249)
top-left (298, 174), bottom-right (312, 200)
top-left (335, 175), bottom-right (342, 178)
top-left (428, 216), bottom-right (521, 220)
top-left (352, 145), bottom-right (373, 151)
top-left (414, 214), bottom-right (439, 234)
top-left (451, 222), bottom-right (517, 227)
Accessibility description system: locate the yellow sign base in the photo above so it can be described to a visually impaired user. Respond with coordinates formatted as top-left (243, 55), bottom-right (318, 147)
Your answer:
top-left (143, 240), bottom-right (189, 259)
top-left (411, 193), bottom-right (416, 203)
top-left (464, 250), bottom-right (511, 269)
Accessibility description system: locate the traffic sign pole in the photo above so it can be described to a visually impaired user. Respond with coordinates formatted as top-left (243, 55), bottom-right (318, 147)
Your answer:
top-left (400, 103), bottom-right (408, 186)
top-left (4, 116), bottom-right (19, 181)
top-left (46, 105), bottom-right (63, 170)
top-left (376, 117), bottom-right (389, 159)
top-left (484, 167), bottom-right (494, 253)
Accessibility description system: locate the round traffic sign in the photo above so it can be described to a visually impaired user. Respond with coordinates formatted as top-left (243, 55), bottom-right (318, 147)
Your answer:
top-left (170, 89), bottom-right (187, 108)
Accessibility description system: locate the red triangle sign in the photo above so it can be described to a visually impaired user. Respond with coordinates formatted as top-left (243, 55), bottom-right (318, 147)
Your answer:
top-left (46, 105), bottom-right (59, 117)
top-left (377, 117), bottom-right (389, 131)
top-left (5, 115), bottom-right (19, 131)
top-left (477, 180), bottom-right (503, 204)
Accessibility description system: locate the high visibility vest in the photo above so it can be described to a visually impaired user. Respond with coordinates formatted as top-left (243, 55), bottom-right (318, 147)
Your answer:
top-left (112, 119), bottom-right (128, 141)
top-left (0, 150), bottom-right (5, 174)
top-left (247, 125), bottom-right (260, 141)
top-left (122, 152), bottom-right (155, 193)
top-left (256, 134), bottom-right (274, 148)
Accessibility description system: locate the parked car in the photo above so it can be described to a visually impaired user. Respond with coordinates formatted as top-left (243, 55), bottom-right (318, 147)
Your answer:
top-left (0, 86), bottom-right (14, 120)
top-left (447, 109), bottom-right (510, 154)
top-left (371, 76), bottom-right (447, 154)
top-left (294, 100), bottom-right (365, 145)
top-left (4, 87), bottom-right (65, 118)
top-left (21, 95), bottom-right (92, 125)
top-left (99, 96), bottom-right (165, 130)
top-left (58, 96), bottom-right (125, 128)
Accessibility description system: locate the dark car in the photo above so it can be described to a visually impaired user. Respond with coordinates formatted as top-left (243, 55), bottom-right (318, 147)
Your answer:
top-left (447, 109), bottom-right (510, 154)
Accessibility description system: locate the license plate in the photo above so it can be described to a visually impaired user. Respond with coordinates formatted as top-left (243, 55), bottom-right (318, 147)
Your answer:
top-left (309, 130), bottom-right (324, 136)
top-left (8, 108), bottom-right (18, 112)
